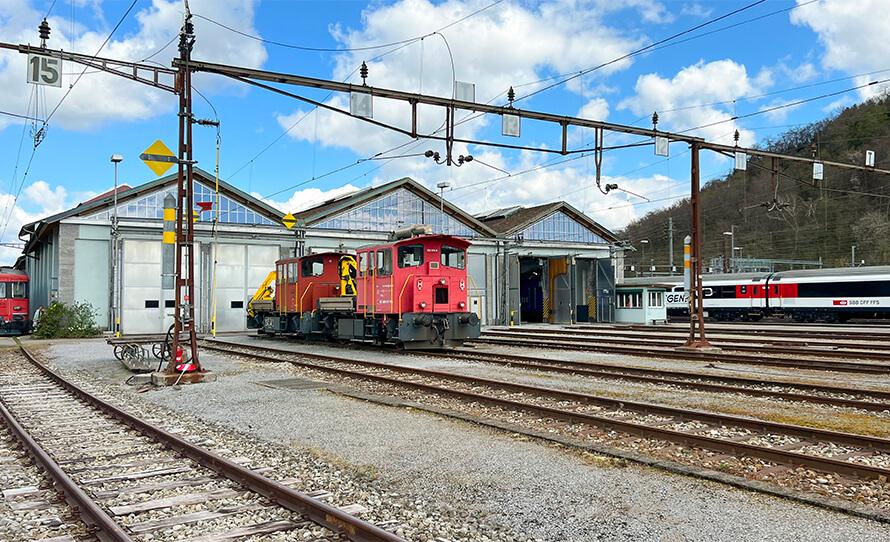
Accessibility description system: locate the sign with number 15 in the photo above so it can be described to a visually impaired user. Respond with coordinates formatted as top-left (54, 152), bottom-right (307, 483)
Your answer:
top-left (27, 53), bottom-right (61, 87)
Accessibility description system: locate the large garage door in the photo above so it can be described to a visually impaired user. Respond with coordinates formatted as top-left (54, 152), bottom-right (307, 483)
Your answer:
top-left (121, 240), bottom-right (162, 334)
top-left (209, 244), bottom-right (279, 332)
top-left (123, 239), bottom-right (201, 334)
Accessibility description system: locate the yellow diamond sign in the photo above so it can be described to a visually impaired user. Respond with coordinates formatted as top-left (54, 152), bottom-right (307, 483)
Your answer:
top-left (140, 140), bottom-right (177, 176)
top-left (282, 213), bottom-right (296, 230)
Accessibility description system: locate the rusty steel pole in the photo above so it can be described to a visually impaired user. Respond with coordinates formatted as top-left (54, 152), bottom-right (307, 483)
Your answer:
top-left (686, 141), bottom-right (711, 348)
top-left (168, 12), bottom-right (201, 373)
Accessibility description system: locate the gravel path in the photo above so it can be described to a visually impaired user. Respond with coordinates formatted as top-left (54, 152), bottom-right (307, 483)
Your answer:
top-left (40, 338), bottom-right (890, 541)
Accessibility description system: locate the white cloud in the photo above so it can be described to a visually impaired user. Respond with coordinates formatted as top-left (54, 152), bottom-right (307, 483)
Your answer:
top-left (23, 180), bottom-right (68, 213)
top-left (618, 59), bottom-right (767, 144)
top-left (0, 180), bottom-right (75, 265)
top-left (822, 95), bottom-right (854, 114)
top-left (279, 0), bottom-right (652, 156)
top-left (791, 0), bottom-right (890, 100)
top-left (258, 183), bottom-right (362, 214)
top-left (0, 0), bottom-right (267, 132)
top-left (680, 3), bottom-right (713, 18)
top-left (578, 97), bottom-right (610, 121)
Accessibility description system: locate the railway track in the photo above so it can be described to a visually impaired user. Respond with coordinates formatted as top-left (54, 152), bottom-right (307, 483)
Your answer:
top-left (597, 322), bottom-right (890, 342)
top-left (470, 333), bottom-right (890, 374)
top-left (485, 326), bottom-right (890, 361)
top-left (0, 345), bottom-right (404, 542)
top-left (204, 339), bottom-right (890, 487)
top-left (410, 349), bottom-right (890, 412)
top-left (0, 417), bottom-right (94, 541)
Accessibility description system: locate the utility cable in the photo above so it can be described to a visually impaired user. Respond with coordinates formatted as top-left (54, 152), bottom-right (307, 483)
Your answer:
top-left (193, 0), bottom-right (503, 53)
top-left (515, 0), bottom-right (769, 102)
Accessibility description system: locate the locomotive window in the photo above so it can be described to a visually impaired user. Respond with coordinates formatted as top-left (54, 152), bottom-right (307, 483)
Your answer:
top-left (301, 257), bottom-right (324, 277)
top-left (397, 245), bottom-right (424, 268)
top-left (0, 283), bottom-right (5, 297)
top-left (440, 245), bottom-right (466, 269)
top-left (359, 252), bottom-right (369, 277)
top-left (9, 283), bottom-right (25, 298)
top-left (287, 263), bottom-right (297, 283)
top-left (377, 249), bottom-right (392, 276)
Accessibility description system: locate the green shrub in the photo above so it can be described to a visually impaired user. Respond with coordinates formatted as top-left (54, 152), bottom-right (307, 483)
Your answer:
top-left (33, 301), bottom-right (101, 339)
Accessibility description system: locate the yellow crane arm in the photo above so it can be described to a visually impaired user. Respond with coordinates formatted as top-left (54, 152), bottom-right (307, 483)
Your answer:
top-left (247, 270), bottom-right (277, 317)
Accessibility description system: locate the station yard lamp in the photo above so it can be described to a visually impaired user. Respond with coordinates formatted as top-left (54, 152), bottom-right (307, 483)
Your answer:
top-left (110, 154), bottom-right (123, 337)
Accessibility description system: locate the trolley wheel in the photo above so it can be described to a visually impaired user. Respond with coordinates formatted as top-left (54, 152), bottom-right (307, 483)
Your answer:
top-left (121, 344), bottom-right (146, 361)
top-left (113, 344), bottom-right (124, 360)
top-left (152, 342), bottom-right (170, 360)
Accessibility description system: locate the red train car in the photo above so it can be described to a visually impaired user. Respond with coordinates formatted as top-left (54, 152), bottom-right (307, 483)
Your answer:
top-left (251, 232), bottom-right (481, 349)
top-left (0, 268), bottom-right (29, 335)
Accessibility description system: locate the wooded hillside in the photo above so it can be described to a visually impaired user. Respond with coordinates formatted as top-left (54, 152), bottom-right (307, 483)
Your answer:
top-left (619, 93), bottom-right (890, 270)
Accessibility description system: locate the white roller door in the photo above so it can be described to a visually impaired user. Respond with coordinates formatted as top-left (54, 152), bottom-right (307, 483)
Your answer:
top-left (209, 244), bottom-right (279, 332)
top-left (121, 240), bottom-right (163, 334)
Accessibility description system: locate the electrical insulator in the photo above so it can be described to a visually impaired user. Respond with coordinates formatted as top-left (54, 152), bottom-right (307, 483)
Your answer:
top-left (651, 111), bottom-right (659, 129)
top-left (507, 86), bottom-right (515, 104)
top-left (360, 61), bottom-right (369, 85)
top-left (733, 130), bottom-right (740, 145)
top-left (38, 18), bottom-right (50, 44)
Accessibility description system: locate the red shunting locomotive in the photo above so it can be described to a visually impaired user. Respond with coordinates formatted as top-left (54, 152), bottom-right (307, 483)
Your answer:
top-left (248, 230), bottom-right (481, 349)
top-left (0, 268), bottom-right (29, 335)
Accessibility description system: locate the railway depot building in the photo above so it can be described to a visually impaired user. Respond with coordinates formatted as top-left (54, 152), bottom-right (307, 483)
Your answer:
top-left (17, 170), bottom-right (619, 333)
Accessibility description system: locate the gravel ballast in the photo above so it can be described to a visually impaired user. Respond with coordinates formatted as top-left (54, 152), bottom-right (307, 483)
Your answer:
top-left (39, 338), bottom-right (890, 541)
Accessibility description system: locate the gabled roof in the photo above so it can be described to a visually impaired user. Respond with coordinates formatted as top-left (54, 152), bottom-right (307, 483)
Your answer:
top-left (293, 177), bottom-right (498, 237)
top-left (20, 168), bottom-right (284, 253)
top-left (479, 201), bottom-right (617, 242)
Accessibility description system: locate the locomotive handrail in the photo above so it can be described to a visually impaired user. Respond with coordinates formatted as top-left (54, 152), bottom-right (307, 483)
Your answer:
top-left (397, 274), bottom-right (415, 322)
top-left (298, 281), bottom-right (315, 313)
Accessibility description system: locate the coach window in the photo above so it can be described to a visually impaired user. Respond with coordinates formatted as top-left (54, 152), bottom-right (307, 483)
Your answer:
top-left (441, 245), bottom-right (466, 269)
top-left (377, 248), bottom-right (393, 276)
top-left (397, 244), bottom-right (424, 268)
top-left (301, 256), bottom-right (324, 277)
top-left (10, 282), bottom-right (26, 298)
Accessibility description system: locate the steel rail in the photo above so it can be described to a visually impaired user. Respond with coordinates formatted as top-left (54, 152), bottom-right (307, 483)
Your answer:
top-left (15, 343), bottom-right (405, 542)
top-left (615, 323), bottom-right (890, 341)
top-left (471, 335), bottom-right (890, 374)
top-left (555, 324), bottom-right (890, 350)
top-left (438, 348), bottom-right (890, 401)
top-left (205, 340), bottom-right (890, 480)
top-left (0, 398), bottom-right (134, 542)
top-left (481, 328), bottom-right (890, 361)
top-left (486, 325), bottom-right (890, 355)
top-left (412, 349), bottom-right (890, 412)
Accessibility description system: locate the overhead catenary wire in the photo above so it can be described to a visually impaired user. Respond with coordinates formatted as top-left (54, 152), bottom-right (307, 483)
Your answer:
top-left (0, 0), bottom-right (139, 242)
top-left (193, 0), bottom-right (504, 53)
top-left (515, 0), bottom-right (770, 102)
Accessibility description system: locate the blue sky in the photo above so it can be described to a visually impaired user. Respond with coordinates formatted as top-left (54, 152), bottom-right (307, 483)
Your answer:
top-left (1, 0), bottom-right (888, 264)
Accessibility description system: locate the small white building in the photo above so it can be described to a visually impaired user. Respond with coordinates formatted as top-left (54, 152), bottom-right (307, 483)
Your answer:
top-left (615, 278), bottom-right (668, 324)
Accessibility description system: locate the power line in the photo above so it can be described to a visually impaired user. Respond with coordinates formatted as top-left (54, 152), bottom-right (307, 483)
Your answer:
top-left (515, 0), bottom-right (770, 102)
top-left (194, 0), bottom-right (504, 53)
top-left (0, 110), bottom-right (43, 122)
top-left (43, 0), bottom-right (140, 126)
top-left (0, 0), bottom-right (139, 241)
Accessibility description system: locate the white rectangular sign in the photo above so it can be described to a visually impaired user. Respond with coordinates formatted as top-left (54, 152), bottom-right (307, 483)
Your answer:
top-left (27, 53), bottom-right (62, 87)
top-left (654, 136), bottom-right (669, 157)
